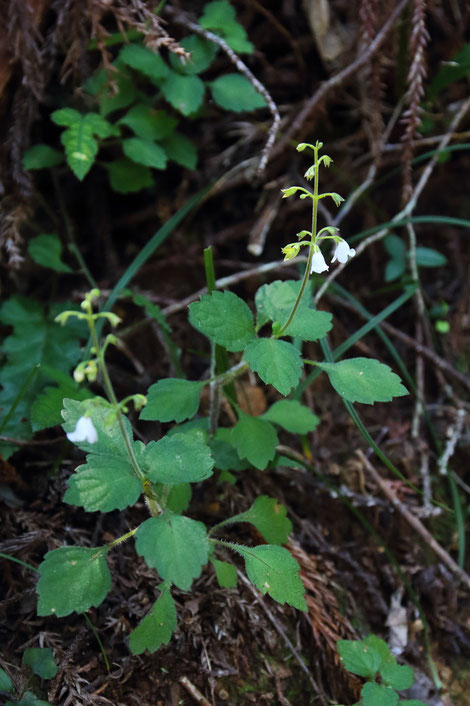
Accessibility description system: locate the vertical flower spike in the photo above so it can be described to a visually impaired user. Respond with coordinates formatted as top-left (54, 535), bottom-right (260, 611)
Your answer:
top-left (331, 239), bottom-right (356, 264)
top-left (66, 416), bottom-right (98, 444)
top-left (310, 250), bottom-right (329, 274)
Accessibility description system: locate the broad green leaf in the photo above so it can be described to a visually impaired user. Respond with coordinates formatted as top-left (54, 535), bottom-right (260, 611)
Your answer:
top-left (316, 358), bottom-right (408, 404)
top-left (28, 234), bottom-right (73, 273)
top-left (51, 109), bottom-right (113, 180)
top-left (361, 682), bottom-right (399, 706)
top-left (244, 338), bottom-right (302, 396)
top-left (119, 105), bottom-right (177, 140)
top-left (119, 44), bottom-right (169, 82)
top-left (282, 308), bottom-right (332, 341)
top-left (337, 639), bottom-right (383, 678)
top-left (226, 495), bottom-right (292, 544)
top-left (163, 132), bottom-right (198, 169)
top-left (62, 398), bottom-right (134, 457)
top-left (84, 68), bottom-right (137, 116)
top-left (22, 144), bottom-right (63, 170)
top-left (210, 74), bottom-right (266, 111)
top-left (415, 247), bottom-right (447, 267)
top-left (140, 378), bottom-right (203, 423)
top-left (129, 586), bottom-right (177, 654)
top-left (106, 159), bottom-right (153, 193)
top-left (122, 137), bottom-right (167, 169)
top-left (384, 234), bottom-right (406, 259)
top-left (211, 558), bottom-right (237, 588)
top-left (380, 662), bottom-right (414, 690)
top-left (255, 280), bottom-right (307, 328)
top-left (385, 258), bottom-right (405, 282)
top-left (210, 435), bottom-right (251, 472)
top-left (137, 431), bottom-right (214, 484)
top-left (235, 544), bottom-right (307, 611)
top-left (189, 290), bottom-right (256, 352)
top-left (31, 382), bottom-right (93, 432)
top-left (37, 546), bottom-right (111, 617)
top-left (135, 514), bottom-right (209, 590)
top-left (231, 414), bottom-right (278, 470)
top-left (363, 635), bottom-right (393, 664)
top-left (64, 454), bottom-right (141, 512)
top-left (199, 1), bottom-right (254, 53)
top-left (0, 667), bottom-right (13, 692)
top-left (170, 35), bottom-right (217, 75)
top-left (165, 483), bottom-right (192, 513)
top-left (23, 648), bottom-right (58, 679)
top-left (162, 71), bottom-right (205, 116)
top-left (400, 701), bottom-right (427, 706)
top-left (262, 400), bottom-right (319, 434)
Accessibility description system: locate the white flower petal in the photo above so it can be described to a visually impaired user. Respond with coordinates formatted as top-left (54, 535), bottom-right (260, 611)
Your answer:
top-left (331, 239), bottom-right (356, 264)
top-left (66, 416), bottom-right (98, 444)
top-left (310, 250), bottom-right (329, 274)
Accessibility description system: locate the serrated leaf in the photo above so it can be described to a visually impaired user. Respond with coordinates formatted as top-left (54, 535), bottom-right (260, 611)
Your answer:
top-left (255, 280), bottom-right (307, 328)
top-left (122, 137), bottom-right (167, 169)
top-left (210, 435), bottom-right (251, 472)
top-left (363, 635), bottom-right (393, 664)
top-left (23, 648), bottom-right (58, 679)
top-left (37, 546), bottom-right (111, 617)
top-left (0, 667), bottom-right (13, 692)
top-left (119, 44), bottom-right (169, 82)
top-left (235, 544), bottom-right (306, 611)
top-left (51, 109), bottom-right (113, 180)
top-left (84, 68), bottom-right (137, 116)
top-left (62, 398), bottom-right (134, 456)
top-left (162, 71), bottom-right (205, 116)
top-left (31, 382), bottom-right (93, 432)
top-left (262, 400), bottom-right (319, 434)
top-left (163, 132), bottom-right (198, 169)
top-left (244, 338), bottom-right (302, 396)
top-left (210, 74), bottom-right (266, 111)
top-left (135, 514), bottom-right (209, 590)
top-left (22, 144), bottom-right (63, 170)
top-left (337, 639), bottom-right (383, 678)
top-left (129, 586), bottom-right (177, 654)
top-left (189, 290), bottom-right (256, 352)
top-left (231, 414), bottom-right (278, 470)
top-left (170, 35), bottom-right (217, 75)
top-left (316, 358), bottom-right (408, 404)
top-left (282, 308), bottom-right (332, 341)
top-left (137, 431), bottom-right (213, 485)
top-left (28, 234), bottom-right (73, 273)
top-left (119, 105), bottom-right (177, 140)
top-left (64, 454), bottom-right (141, 512)
top-left (211, 558), bottom-right (237, 588)
top-left (380, 662), bottom-right (414, 690)
top-left (140, 378), bottom-right (203, 423)
top-left (226, 495), bottom-right (292, 544)
top-left (361, 682), bottom-right (399, 706)
top-left (415, 247), bottom-right (447, 267)
top-left (199, 1), bottom-right (253, 53)
top-left (106, 158), bottom-right (153, 193)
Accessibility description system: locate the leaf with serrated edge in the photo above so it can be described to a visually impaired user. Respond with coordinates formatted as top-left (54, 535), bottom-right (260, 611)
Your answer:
top-left (37, 546), bottom-right (111, 617)
top-left (64, 454), bottom-right (141, 512)
top-left (141, 378), bottom-right (203, 423)
top-left (162, 72), bottom-right (205, 116)
top-left (226, 495), bottom-right (292, 544)
top-left (317, 358), bottom-right (408, 404)
top-left (380, 662), bottom-right (414, 690)
top-left (28, 234), bottom-right (73, 273)
top-left (129, 586), bottom-right (177, 655)
top-left (262, 400), bottom-right (319, 434)
top-left (282, 308), bottom-right (332, 341)
top-left (361, 682), bottom-right (398, 706)
top-left (210, 74), bottom-right (265, 111)
top-left (62, 398), bottom-right (133, 457)
top-left (138, 431), bottom-right (214, 484)
top-left (23, 648), bottom-right (58, 680)
top-left (255, 280), bottom-right (307, 328)
top-left (244, 338), bottom-right (302, 396)
top-left (135, 514), bottom-right (209, 590)
top-left (189, 290), bottom-right (256, 352)
top-left (337, 639), bottom-right (383, 678)
top-left (122, 138), bottom-right (167, 169)
top-left (231, 414), bottom-right (278, 470)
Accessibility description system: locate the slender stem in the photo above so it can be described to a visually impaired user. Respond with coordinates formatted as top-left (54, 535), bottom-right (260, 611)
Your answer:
top-left (105, 527), bottom-right (139, 550)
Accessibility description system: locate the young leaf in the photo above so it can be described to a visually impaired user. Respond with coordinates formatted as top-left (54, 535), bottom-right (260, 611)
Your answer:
top-left (231, 414), bottom-right (278, 470)
top-left (106, 159), bottom-right (153, 193)
top-left (255, 280), bottom-right (307, 328)
top-left (162, 71), bottom-right (205, 116)
top-left (282, 308), bottom-right (332, 341)
top-left (262, 400), bottom-right (319, 434)
top-left (22, 144), bottom-right (63, 170)
top-left (119, 44), bottom-right (170, 82)
top-left (361, 682), bottom-right (399, 706)
top-left (337, 639), bottom-right (383, 678)
top-left (199, 0), bottom-right (253, 53)
top-left (119, 105), bottom-right (177, 140)
top-left (51, 109), bottom-right (113, 180)
top-left (189, 290), bottom-right (256, 352)
top-left (235, 544), bottom-right (307, 611)
top-left (170, 35), bottom-right (217, 75)
top-left (28, 234), bottom-right (73, 273)
top-left (64, 454), bottom-right (141, 512)
top-left (0, 667), bottom-right (13, 692)
top-left (129, 586), bottom-right (177, 655)
top-left (210, 74), bottom-right (266, 112)
top-left (244, 338), bottom-right (302, 396)
top-left (84, 68), bottom-right (137, 116)
top-left (122, 137), bottom-right (167, 169)
top-left (137, 431), bottom-right (214, 484)
top-left (316, 358), bottom-right (408, 404)
top-left (23, 648), bottom-right (58, 679)
top-left (135, 514), bottom-right (209, 590)
top-left (140, 378), bottom-right (203, 423)
top-left (363, 635), bottom-right (394, 664)
top-left (380, 662), bottom-right (414, 690)
top-left (37, 546), bottom-right (111, 617)
top-left (226, 495), bottom-right (292, 544)
top-left (211, 558), bottom-right (237, 588)
top-left (163, 132), bottom-right (198, 170)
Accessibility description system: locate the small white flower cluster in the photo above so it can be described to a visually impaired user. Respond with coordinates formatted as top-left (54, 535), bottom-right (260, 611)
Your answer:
top-left (66, 416), bottom-right (98, 444)
top-left (310, 239), bottom-right (356, 274)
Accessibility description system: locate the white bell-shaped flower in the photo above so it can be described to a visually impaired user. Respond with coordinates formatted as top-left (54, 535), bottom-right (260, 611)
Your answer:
top-left (331, 239), bottom-right (356, 264)
top-left (66, 416), bottom-right (98, 444)
top-left (310, 249), bottom-right (329, 274)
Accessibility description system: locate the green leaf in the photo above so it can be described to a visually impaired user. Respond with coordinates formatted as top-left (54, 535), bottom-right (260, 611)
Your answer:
top-left (262, 400), bottom-right (319, 434)
top-left (384, 234), bottom-right (406, 259)
top-left (62, 398), bottom-right (134, 457)
top-left (140, 378), bottom-right (203, 423)
top-left (211, 558), bottom-right (237, 588)
top-left (137, 431), bottom-right (214, 484)
top-left (361, 682), bottom-right (399, 706)
top-left (363, 635), bottom-right (393, 664)
top-left (226, 495), bottom-right (292, 544)
top-left (337, 639), bottom-right (383, 678)
top-left (163, 132), bottom-right (198, 169)
top-left (170, 35), bottom-right (217, 75)
top-left (189, 290), bottom-right (256, 352)
top-left (235, 544), bottom-right (307, 611)
top-left (244, 338), bottom-right (302, 396)
top-left (135, 514), bottom-right (209, 590)
top-left (119, 105), bottom-right (177, 140)
top-left (231, 414), bottom-right (278, 470)
top-left (64, 454), bottom-right (141, 512)
top-left (84, 68), bottom-right (137, 116)
top-left (399, 701), bottom-right (427, 706)
top-left (199, 1), bottom-right (253, 53)
top-left (165, 483), bottom-right (192, 513)
top-left (28, 234), bottom-right (73, 273)
top-left (255, 280), bottom-right (308, 328)
top-left (31, 382), bottom-right (93, 432)
top-left (316, 358), bottom-right (408, 404)
top-left (380, 662), bottom-right (414, 690)
top-left (385, 258), bottom-right (405, 282)
top-left (23, 648), bottom-right (58, 679)
top-left (51, 109), bottom-right (113, 180)
top-left (282, 308), bottom-right (332, 341)
top-left (22, 144), bottom-right (63, 170)
top-left (210, 74), bottom-right (266, 111)
top-left (11, 693), bottom-right (52, 706)
top-left (119, 44), bottom-right (169, 82)
top-left (162, 71), bottom-right (205, 116)
top-left (210, 434), bottom-right (251, 472)
top-left (0, 667), bottom-right (13, 692)
top-left (37, 546), bottom-right (111, 617)
top-left (106, 158), bottom-right (153, 193)
top-left (129, 586), bottom-right (177, 654)
top-left (122, 137), bottom-right (167, 169)
top-left (415, 247), bottom-right (447, 267)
